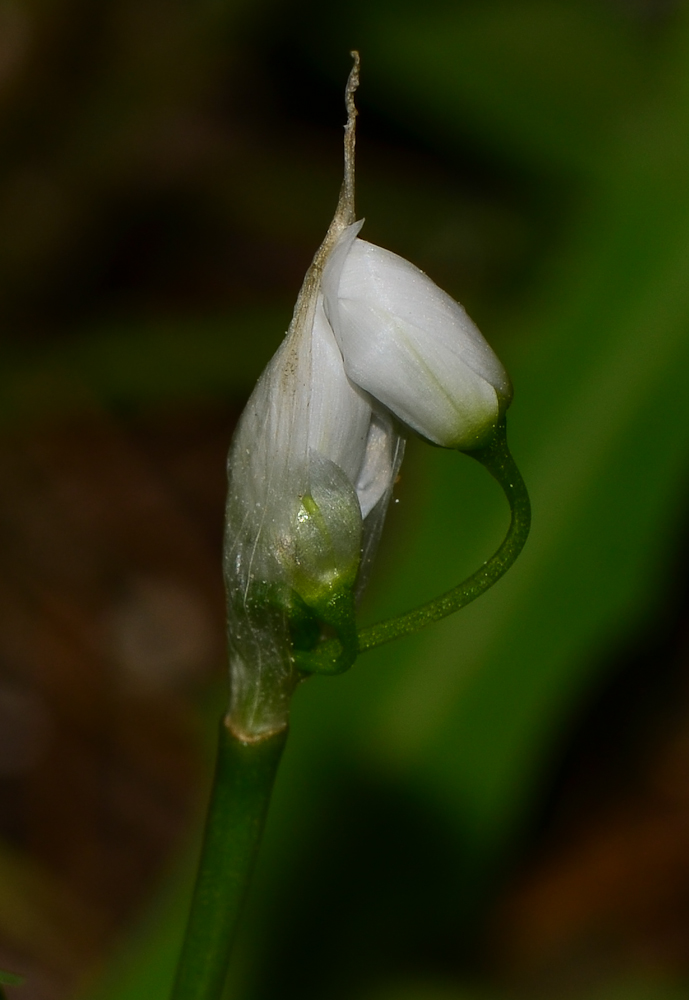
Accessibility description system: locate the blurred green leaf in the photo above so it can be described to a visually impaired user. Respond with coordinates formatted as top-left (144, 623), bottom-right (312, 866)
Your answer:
top-left (359, 2), bottom-right (689, 874)
top-left (311, 0), bottom-right (646, 177)
top-left (0, 971), bottom-right (23, 986)
top-left (0, 307), bottom-right (289, 423)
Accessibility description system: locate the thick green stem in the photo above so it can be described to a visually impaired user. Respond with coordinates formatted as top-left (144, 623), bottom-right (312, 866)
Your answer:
top-left (299, 420), bottom-right (530, 672)
top-left (171, 721), bottom-right (287, 1000)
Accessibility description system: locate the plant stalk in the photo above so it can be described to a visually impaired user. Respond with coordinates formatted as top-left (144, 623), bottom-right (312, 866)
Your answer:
top-left (171, 721), bottom-right (287, 1000)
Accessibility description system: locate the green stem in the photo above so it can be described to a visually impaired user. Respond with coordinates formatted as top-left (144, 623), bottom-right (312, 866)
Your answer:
top-left (299, 421), bottom-right (530, 672)
top-left (171, 721), bottom-right (287, 1000)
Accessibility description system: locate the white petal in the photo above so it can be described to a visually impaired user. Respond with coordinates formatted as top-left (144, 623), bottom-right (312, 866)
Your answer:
top-left (307, 295), bottom-right (372, 486)
top-left (357, 408), bottom-right (405, 594)
top-left (323, 225), bottom-right (512, 449)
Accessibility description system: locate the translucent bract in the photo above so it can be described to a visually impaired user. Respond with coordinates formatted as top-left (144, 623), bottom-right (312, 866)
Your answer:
top-left (224, 277), bottom-right (403, 739)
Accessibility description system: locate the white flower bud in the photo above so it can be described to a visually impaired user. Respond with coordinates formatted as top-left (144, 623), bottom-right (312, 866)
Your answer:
top-left (322, 222), bottom-right (512, 450)
top-left (223, 52), bottom-right (514, 738)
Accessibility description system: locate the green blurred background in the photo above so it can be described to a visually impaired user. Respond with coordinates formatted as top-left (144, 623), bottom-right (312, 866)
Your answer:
top-left (2, 0), bottom-right (689, 997)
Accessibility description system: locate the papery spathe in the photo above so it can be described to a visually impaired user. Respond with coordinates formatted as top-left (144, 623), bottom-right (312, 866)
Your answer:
top-left (224, 288), bottom-right (403, 738)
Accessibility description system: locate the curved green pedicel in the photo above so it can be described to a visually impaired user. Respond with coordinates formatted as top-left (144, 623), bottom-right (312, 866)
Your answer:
top-left (297, 419), bottom-right (530, 675)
